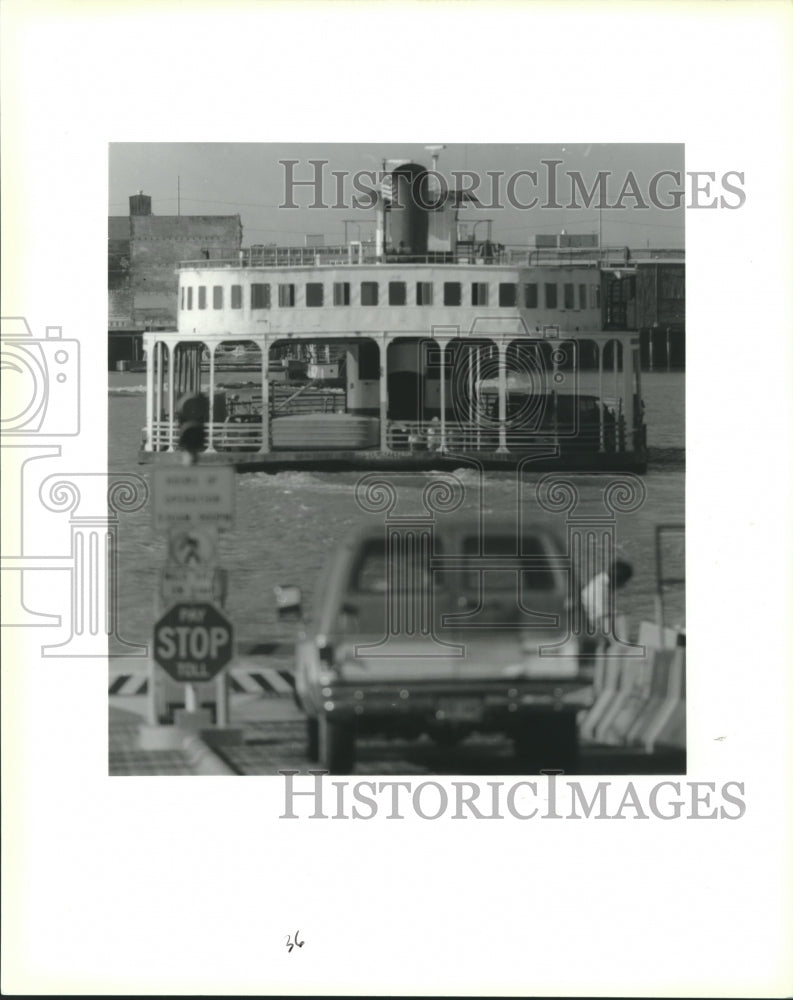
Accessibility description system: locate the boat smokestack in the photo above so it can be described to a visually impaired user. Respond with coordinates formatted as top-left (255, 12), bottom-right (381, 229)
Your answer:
top-left (389, 162), bottom-right (429, 255)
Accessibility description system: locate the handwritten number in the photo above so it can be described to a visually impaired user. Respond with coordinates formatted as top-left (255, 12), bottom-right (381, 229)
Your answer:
top-left (285, 930), bottom-right (304, 953)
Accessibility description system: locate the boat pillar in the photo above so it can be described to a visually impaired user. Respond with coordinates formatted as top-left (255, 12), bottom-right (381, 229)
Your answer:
top-left (433, 331), bottom-right (454, 453)
top-left (623, 338), bottom-right (637, 449)
top-left (205, 344), bottom-right (217, 453)
top-left (258, 336), bottom-right (271, 454)
top-left (597, 344), bottom-right (604, 452)
top-left (154, 341), bottom-right (163, 442)
top-left (144, 337), bottom-right (154, 452)
top-left (166, 340), bottom-right (176, 452)
top-left (496, 340), bottom-right (508, 454)
top-left (439, 344), bottom-right (447, 452)
top-left (379, 336), bottom-right (389, 452)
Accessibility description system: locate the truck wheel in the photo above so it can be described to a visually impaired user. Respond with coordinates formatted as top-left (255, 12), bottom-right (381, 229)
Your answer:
top-left (319, 715), bottom-right (355, 774)
top-left (514, 713), bottom-right (579, 775)
top-left (306, 716), bottom-right (319, 761)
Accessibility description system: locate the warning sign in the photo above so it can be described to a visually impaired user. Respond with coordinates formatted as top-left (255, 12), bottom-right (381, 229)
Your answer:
top-left (160, 566), bottom-right (227, 605)
top-left (168, 528), bottom-right (217, 567)
top-left (152, 467), bottom-right (235, 530)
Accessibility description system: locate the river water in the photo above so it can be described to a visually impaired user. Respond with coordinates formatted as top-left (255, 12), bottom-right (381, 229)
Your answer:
top-left (109, 372), bottom-right (684, 651)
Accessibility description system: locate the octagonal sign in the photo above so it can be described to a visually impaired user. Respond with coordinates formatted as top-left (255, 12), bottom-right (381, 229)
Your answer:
top-left (154, 602), bottom-right (233, 682)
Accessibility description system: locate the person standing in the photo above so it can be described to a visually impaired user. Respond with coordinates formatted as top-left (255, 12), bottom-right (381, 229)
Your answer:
top-left (580, 557), bottom-right (633, 637)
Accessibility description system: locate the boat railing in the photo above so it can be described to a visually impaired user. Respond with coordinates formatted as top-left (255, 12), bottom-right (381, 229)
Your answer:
top-left (505, 246), bottom-right (684, 267)
top-left (226, 388), bottom-right (345, 418)
top-left (146, 413), bottom-right (634, 455)
top-left (177, 245), bottom-right (684, 271)
top-left (147, 420), bottom-right (266, 453)
top-left (386, 417), bottom-right (630, 453)
top-left (271, 382), bottom-right (346, 414)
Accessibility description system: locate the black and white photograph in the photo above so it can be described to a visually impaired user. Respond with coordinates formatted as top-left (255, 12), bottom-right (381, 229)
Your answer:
top-left (2, 2), bottom-right (791, 996)
top-left (108, 142), bottom-right (687, 778)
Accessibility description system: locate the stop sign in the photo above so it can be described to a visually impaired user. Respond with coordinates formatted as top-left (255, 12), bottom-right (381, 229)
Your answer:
top-left (154, 602), bottom-right (233, 682)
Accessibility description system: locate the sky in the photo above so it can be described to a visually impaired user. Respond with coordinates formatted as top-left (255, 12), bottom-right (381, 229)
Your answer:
top-left (109, 142), bottom-right (684, 249)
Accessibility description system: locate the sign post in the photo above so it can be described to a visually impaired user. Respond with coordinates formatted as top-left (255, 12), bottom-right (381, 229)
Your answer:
top-left (148, 397), bottom-right (236, 728)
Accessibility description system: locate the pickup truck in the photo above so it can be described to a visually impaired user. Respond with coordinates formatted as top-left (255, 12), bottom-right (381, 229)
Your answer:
top-left (277, 519), bottom-right (612, 774)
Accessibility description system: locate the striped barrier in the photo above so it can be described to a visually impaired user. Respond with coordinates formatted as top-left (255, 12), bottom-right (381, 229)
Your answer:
top-left (595, 654), bottom-right (656, 746)
top-left (109, 661), bottom-right (296, 698)
top-left (579, 652), bottom-right (622, 741)
top-left (578, 620), bottom-right (686, 753)
top-left (593, 657), bottom-right (651, 746)
top-left (226, 664), bottom-right (295, 696)
top-left (109, 673), bottom-right (149, 696)
top-left (628, 647), bottom-right (685, 752)
top-left (624, 648), bottom-right (678, 748)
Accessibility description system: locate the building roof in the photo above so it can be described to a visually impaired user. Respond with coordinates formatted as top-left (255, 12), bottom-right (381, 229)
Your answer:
top-left (131, 214), bottom-right (240, 223)
top-left (109, 214), bottom-right (241, 237)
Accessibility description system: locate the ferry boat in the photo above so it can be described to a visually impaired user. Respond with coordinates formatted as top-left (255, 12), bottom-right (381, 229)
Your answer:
top-left (139, 160), bottom-right (678, 472)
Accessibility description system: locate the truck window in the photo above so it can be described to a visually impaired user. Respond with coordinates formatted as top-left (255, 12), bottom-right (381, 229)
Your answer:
top-left (351, 537), bottom-right (444, 593)
top-left (461, 535), bottom-right (556, 592)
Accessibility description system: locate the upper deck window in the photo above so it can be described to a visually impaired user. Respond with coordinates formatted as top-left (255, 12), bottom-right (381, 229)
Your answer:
top-left (389, 282), bottom-right (406, 306)
top-left (306, 283), bottom-right (324, 307)
top-left (499, 283), bottom-right (517, 307)
top-left (524, 283), bottom-right (538, 308)
top-left (563, 283), bottom-right (575, 309)
top-left (361, 281), bottom-right (379, 306)
top-left (186, 287), bottom-right (193, 310)
top-left (579, 284), bottom-right (587, 309)
top-left (213, 286), bottom-right (223, 309)
top-left (444, 282), bottom-right (461, 306)
top-left (231, 285), bottom-right (242, 309)
top-left (472, 282), bottom-right (489, 306)
top-left (251, 283), bottom-right (271, 309)
top-left (416, 282), bottom-right (433, 306)
top-left (544, 283), bottom-right (557, 309)
top-left (333, 282), bottom-right (350, 306)
top-left (278, 283), bottom-right (296, 307)
top-left (198, 286), bottom-right (207, 310)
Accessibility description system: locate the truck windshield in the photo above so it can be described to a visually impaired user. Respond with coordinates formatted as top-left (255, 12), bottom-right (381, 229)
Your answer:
top-left (352, 537), bottom-right (444, 594)
top-left (461, 535), bottom-right (556, 592)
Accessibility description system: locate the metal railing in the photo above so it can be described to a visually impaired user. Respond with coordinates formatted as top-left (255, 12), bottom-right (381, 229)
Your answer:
top-left (178, 245), bottom-right (684, 271)
top-left (226, 388), bottom-right (346, 418)
top-left (385, 417), bottom-right (632, 453)
top-left (148, 420), bottom-right (266, 453)
top-left (146, 414), bottom-right (638, 455)
top-left (505, 247), bottom-right (684, 267)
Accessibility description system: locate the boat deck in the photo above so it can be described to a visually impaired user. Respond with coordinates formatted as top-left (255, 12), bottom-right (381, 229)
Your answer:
top-left (137, 446), bottom-right (647, 474)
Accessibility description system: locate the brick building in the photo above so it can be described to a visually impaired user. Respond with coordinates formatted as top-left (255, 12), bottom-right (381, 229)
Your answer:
top-left (108, 193), bottom-right (242, 367)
